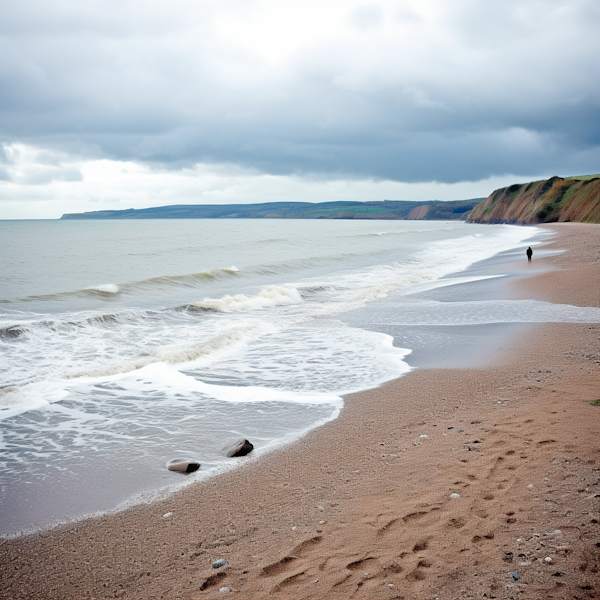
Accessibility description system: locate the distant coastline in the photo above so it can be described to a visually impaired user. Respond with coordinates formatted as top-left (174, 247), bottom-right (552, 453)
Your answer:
top-left (60, 199), bottom-right (482, 221)
top-left (59, 173), bottom-right (600, 224)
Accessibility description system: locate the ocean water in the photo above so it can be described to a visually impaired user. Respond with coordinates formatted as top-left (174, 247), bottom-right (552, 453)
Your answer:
top-left (1, 218), bottom-right (599, 536)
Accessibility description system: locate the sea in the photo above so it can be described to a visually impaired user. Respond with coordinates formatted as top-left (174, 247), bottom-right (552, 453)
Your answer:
top-left (1, 218), bottom-right (599, 537)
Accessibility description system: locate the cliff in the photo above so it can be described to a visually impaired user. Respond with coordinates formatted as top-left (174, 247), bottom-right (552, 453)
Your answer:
top-left (467, 174), bottom-right (600, 224)
top-left (61, 199), bottom-right (482, 220)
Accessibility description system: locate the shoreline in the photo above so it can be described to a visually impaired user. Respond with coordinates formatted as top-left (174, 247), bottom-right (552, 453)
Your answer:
top-left (0, 222), bottom-right (545, 537)
top-left (1, 223), bottom-right (599, 599)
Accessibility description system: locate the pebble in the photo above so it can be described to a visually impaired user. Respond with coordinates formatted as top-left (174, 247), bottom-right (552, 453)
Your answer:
top-left (450, 493), bottom-right (460, 499)
top-left (219, 587), bottom-right (230, 593)
top-left (319, 520), bottom-right (326, 525)
top-left (419, 434), bottom-right (428, 439)
top-left (544, 529), bottom-right (561, 537)
top-left (162, 512), bottom-right (173, 519)
top-left (544, 557), bottom-right (553, 563)
top-left (166, 459), bottom-right (201, 474)
top-left (512, 572), bottom-right (520, 581)
top-left (212, 559), bottom-right (228, 569)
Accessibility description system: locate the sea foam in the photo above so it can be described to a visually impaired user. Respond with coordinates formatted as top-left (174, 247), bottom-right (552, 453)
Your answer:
top-left (191, 285), bottom-right (302, 312)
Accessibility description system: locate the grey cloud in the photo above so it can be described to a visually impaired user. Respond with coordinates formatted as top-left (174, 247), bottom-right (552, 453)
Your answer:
top-left (0, 0), bottom-right (599, 183)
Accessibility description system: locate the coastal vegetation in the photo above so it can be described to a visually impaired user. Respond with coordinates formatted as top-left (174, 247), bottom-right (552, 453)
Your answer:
top-left (60, 199), bottom-right (481, 220)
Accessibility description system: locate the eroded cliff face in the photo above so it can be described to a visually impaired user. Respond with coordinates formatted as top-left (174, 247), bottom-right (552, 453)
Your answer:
top-left (467, 175), bottom-right (600, 224)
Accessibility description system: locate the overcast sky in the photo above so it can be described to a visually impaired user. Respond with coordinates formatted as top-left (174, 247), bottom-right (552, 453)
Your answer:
top-left (1, 0), bottom-right (599, 218)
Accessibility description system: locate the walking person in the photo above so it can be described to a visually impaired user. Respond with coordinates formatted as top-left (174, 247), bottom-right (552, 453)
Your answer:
top-left (526, 246), bottom-right (533, 262)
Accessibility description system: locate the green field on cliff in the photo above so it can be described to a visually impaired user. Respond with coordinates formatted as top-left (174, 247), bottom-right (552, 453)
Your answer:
top-left (61, 198), bottom-right (482, 221)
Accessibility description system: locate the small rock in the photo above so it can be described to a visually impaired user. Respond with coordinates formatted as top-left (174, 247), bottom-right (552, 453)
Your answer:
top-left (219, 587), bottom-right (230, 593)
top-left (162, 512), bottom-right (173, 518)
top-left (167, 459), bottom-right (200, 474)
top-left (544, 557), bottom-right (553, 563)
top-left (223, 438), bottom-right (254, 458)
top-left (419, 434), bottom-right (428, 439)
top-left (319, 520), bottom-right (326, 525)
top-left (527, 484), bottom-right (534, 489)
top-left (512, 572), bottom-right (520, 581)
top-left (212, 559), bottom-right (228, 569)
top-left (450, 493), bottom-right (460, 499)
top-left (544, 529), bottom-right (561, 537)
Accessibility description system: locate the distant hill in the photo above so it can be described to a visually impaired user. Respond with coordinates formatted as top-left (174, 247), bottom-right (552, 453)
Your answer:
top-left (61, 199), bottom-right (482, 221)
top-left (467, 175), bottom-right (600, 224)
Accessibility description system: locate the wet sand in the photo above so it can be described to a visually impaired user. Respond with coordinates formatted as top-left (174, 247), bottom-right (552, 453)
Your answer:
top-left (1, 223), bottom-right (599, 599)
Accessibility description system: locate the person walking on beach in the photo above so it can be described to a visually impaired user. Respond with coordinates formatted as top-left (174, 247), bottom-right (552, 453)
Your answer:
top-left (526, 247), bottom-right (533, 262)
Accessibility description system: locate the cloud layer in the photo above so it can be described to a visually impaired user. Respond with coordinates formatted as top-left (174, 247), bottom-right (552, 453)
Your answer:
top-left (1, 0), bottom-right (599, 217)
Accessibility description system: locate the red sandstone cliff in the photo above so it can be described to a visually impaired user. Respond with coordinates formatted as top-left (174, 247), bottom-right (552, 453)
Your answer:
top-left (467, 175), bottom-right (600, 224)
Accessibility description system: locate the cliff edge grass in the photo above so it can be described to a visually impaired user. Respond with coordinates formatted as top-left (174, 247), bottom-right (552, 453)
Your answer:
top-left (467, 174), bottom-right (600, 224)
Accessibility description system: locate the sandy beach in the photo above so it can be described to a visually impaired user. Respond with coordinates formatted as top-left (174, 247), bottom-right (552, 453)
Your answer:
top-left (1, 223), bottom-right (599, 600)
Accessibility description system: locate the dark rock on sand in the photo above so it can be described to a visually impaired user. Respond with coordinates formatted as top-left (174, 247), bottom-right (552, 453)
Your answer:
top-left (223, 438), bottom-right (254, 458)
top-left (166, 459), bottom-right (200, 473)
top-left (212, 558), bottom-right (228, 568)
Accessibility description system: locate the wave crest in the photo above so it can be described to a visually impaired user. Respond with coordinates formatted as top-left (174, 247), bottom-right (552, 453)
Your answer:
top-left (87, 284), bottom-right (120, 294)
top-left (191, 286), bottom-right (302, 312)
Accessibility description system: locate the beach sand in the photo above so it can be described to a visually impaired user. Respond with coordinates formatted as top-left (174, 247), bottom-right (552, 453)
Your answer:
top-left (1, 223), bottom-right (599, 599)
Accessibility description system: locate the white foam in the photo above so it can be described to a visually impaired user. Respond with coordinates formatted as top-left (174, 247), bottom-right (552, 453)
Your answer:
top-left (88, 284), bottom-right (120, 294)
top-left (0, 382), bottom-right (69, 419)
top-left (192, 285), bottom-right (302, 312)
top-left (68, 362), bottom-right (340, 406)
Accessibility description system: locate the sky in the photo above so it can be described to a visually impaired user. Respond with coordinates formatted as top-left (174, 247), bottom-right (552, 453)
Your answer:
top-left (1, 0), bottom-right (599, 219)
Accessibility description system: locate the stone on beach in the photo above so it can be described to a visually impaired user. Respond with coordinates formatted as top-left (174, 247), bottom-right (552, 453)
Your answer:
top-left (166, 459), bottom-right (201, 473)
top-left (212, 558), bottom-right (228, 569)
top-left (223, 438), bottom-right (254, 458)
